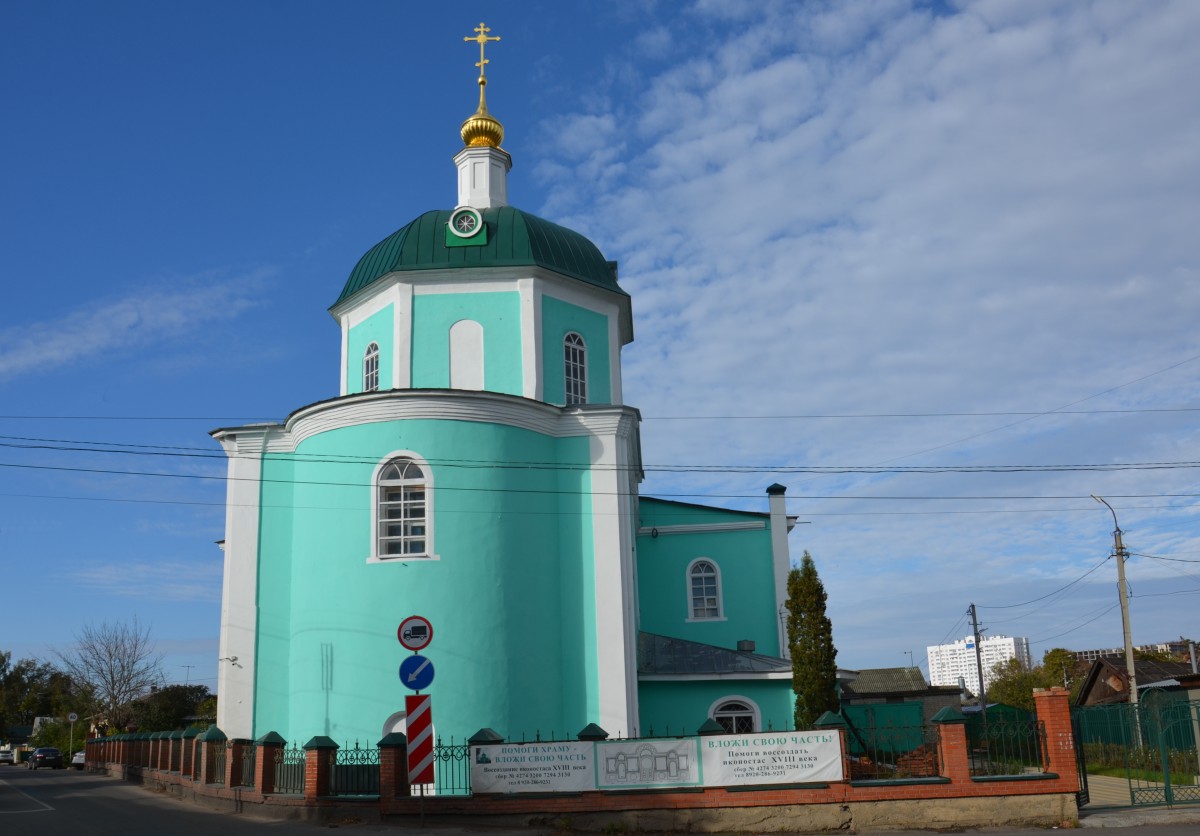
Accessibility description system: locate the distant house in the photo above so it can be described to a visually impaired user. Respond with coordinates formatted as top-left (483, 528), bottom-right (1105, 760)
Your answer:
top-left (840, 667), bottom-right (962, 725)
top-left (1075, 657), bottom-right (1200, 705)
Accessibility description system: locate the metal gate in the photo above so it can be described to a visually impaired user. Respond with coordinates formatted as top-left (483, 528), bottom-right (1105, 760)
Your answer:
top-left (1071, 711), bottom-right (1089, 806)
top-left (1074, 693), bottom-right (1200, 807)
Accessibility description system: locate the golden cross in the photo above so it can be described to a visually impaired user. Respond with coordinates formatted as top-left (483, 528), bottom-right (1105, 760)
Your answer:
top-left (464, 22), bottom-right (500, 76)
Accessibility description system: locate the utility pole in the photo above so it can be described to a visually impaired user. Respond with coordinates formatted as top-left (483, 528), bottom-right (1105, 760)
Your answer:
top-left (1092, 495), bottom-right (1138, 707)
top-left (969, 603), bottom-right (988, 730)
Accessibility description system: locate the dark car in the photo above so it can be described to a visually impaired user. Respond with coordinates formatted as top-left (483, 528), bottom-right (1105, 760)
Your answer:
top-left (27, 747), bottom-right (63, 769)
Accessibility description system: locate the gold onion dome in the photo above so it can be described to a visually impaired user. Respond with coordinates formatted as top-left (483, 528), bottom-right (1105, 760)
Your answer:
top-left (461, 77), bottom-right (504, 148)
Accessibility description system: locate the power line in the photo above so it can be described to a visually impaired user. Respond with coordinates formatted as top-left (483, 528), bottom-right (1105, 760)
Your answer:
top-left (5, 406), bottom-right (1200, 422)
top-left (977, 558), bottom-right (1110, 610)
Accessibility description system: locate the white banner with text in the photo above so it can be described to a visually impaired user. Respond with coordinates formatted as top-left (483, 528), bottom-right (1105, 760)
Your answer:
top-left (470, 729), bottom-right (843, 793)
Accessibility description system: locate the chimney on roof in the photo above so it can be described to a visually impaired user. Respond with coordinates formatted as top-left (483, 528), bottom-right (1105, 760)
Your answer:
top-left (737, 640), bottom-right (756, 652)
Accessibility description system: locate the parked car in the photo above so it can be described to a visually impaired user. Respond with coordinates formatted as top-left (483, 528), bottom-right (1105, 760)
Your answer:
top-left (71, 750), bottom-right (85, 770)
top-left (0, 749), bottom-right (15, 765)
top-left (27, 747), bottom-right (63, 769)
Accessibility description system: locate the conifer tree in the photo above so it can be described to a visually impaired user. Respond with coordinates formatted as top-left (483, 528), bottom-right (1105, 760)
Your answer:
top-left (786, 551), bottom-right (838, 729)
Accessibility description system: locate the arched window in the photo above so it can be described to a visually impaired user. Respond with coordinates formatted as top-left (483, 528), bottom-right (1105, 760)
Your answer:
top-left (563, 332), bottom-right (587, 405)
top-left (712, 699), bottom-right (758, 734)
top-left (377, 458), bottom-right (427, 558)
top-left (688, 559), bottom-right (722, 620)
top-left (363, 342), bottom-right (380, 392)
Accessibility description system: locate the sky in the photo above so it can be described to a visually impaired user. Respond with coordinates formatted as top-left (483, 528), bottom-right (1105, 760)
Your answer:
top-left (2, 0), bottom-right (1198, 696)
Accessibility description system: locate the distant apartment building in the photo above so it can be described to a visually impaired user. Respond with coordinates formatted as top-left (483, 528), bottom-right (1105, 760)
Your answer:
top-left (926, 635), bottom-right (1032, 696)
top-left (1074, 640), bottom-right (1189, 663)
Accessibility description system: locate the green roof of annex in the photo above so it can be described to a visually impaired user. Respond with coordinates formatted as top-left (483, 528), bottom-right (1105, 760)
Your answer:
top-left (334, 206), bottom-right (625, 307)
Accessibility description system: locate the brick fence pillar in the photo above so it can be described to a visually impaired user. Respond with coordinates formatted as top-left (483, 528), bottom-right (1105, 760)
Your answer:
top-left (932, 706), bottom-right (971, 783)
top-left (199, 726), bottom-right (227, 784)
top-left (226, 738), bottom-right (250, 787)
top-left (255, 732), bottom-right (285, 794)
top-left (1034, 686), bottom-right (1079, 792)
top-left (181, 727), bottom-right (200, 779)
top-left (378, 732), bottom-right (410, 801)
top-left (170, 730), bottom-right (183, 772)
top-left (303, 736), bottom-right (338, 801)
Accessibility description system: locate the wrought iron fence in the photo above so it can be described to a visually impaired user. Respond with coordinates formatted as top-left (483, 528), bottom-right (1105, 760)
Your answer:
top-left (273, 743), bottom-right (306, 794)
top-left (433, 736), bottom-right (471, 796)
top-left (844, 721), bottom-right (941, 780)
top-left (240, 745), bottom-right (256, 787)
top-left (330, 741), bottom-right (380, 796)
top-left (967, 719), bottom-right (1047, 777)
top-left (212, 745), bottom-right (227, 785)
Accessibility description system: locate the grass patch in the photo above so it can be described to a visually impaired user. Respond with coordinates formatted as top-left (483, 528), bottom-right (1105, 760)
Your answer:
top-left (1086, 765), bottom-right (1196, 785)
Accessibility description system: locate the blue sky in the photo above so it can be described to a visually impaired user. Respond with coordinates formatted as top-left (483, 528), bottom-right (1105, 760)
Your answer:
top-left (3, 0), bottom-right (1198, 694)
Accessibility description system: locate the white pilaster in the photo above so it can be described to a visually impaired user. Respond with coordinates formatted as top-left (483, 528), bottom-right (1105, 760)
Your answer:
top-left (213, 428), bottom-right (271, 739)
top-left (454, 145), bottom-right (512, 209)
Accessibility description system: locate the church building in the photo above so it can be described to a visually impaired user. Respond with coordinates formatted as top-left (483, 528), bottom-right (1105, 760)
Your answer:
top-left (212, 25), bottom-right (798, 746)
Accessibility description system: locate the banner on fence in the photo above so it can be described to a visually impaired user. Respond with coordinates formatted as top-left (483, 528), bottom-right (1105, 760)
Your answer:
top-left (700, 731), bottom-right (844, 785)
top-left (596, 737), bottom-right (701, 789)
top-left (470, 741), bottom-right (594, 793)
top-left (470, 730), bottom-right (844, 793)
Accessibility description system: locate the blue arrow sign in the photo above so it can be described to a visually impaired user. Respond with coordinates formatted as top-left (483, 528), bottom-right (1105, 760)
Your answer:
top-left (399, 654), bottom-right (435, 691)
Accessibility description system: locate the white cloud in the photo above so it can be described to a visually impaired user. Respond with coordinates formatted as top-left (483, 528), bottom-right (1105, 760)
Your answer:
top-left (534, 1), bottom-right (1200, 666)
top-left (0, 269), bottom-right (270, 382)
top-left (70, 559), bottom-right (223, 602)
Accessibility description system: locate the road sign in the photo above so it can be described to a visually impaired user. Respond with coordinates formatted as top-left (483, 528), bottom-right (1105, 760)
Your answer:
top-left (399, 654), bottom-right (435, 691)
top-left (406, 694), bottom-right (434, 785)
top-left (397, 615), bottom-right (433, 651)
top-left (67, 712), bottom-right (78, 723)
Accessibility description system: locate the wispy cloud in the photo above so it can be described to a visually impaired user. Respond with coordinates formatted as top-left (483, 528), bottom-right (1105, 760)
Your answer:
top-left (533, 1), bottom-right (1200, 664)
top-left (0, 269), bottom-right (270, 382)
top-left (71, 559), bottom-right (223, 602)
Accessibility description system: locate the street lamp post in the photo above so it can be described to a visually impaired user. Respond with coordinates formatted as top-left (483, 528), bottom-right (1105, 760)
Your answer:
top-left (1092, 495), bottom-right (1138, 707)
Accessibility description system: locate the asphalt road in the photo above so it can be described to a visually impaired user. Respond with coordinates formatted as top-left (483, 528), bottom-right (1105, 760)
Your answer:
top-left (5, 764), bottom-right (1200, 835)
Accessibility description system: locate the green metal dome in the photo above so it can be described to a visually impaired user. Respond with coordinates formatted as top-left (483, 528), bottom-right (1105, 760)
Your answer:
top-left (333, 206), bottom-right (623, 306)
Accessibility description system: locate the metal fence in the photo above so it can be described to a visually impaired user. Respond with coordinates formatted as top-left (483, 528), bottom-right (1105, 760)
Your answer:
top-left (1074, 695), bottom-right (1200, 807)
top-left (212, 745), bottom-right (227, 785)
top-left (844, 720), bottom-right (941, 780)
top-left (273, 744), bottom-right (306, 794)
top-left (967, 718), bottom-right (1047, 777)
top-left (330, 741), bottom-right (380, 796)
top-left (240, 745), bottom-right (256, 788)
top-left (433, 736), bottom-right (472, 796)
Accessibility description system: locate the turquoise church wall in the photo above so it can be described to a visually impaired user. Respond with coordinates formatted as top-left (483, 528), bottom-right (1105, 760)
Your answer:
top-left (636, 499), bottom-right (781, 656)
top-left (541, 295), bottom-right (611, 405)
top-left (346, 305), bottom-right (394, 394)
top-left (251, 416), bottom-right (600, 743)
top-left (638, 680), bottom-right (795, 736)
top-left (411, 292), bottom-right (522, 394)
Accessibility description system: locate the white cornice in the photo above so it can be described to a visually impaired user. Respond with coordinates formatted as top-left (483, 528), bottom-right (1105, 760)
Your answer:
top-left (213, 391), bottom-right (641, 454)
top-left (637, 521), bottom-right (767, 537)
top-left (638, 672), bottom-right (793, 682)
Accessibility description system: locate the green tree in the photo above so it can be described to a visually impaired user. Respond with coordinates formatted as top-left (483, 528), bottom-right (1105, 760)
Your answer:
top-left (985, 658), bottom-right (1044, 712)
top-left (1, 653), bottom-right (88, 737)
top-left (786, 551), bottom-right (838, 729)
top-left (129, 684), bottom-right (212, 731)
top-left (986, 648), bottom-right (1090, 712)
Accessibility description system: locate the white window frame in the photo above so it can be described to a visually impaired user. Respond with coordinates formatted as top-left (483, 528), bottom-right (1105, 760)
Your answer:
top-left (563, 332), bottom-right (587, 405)
top-left (709, 696), bottom-right (760, 734)
top-left (686, 558), bottom-right (725, 622)
top-left (363, 342), bottom-right (380, 392)
top-left (368, 451), bottom-right (437, 563)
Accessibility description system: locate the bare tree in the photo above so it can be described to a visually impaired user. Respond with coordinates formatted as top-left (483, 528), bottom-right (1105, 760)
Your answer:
top-left (54, 618), bottom-right (162, 734)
